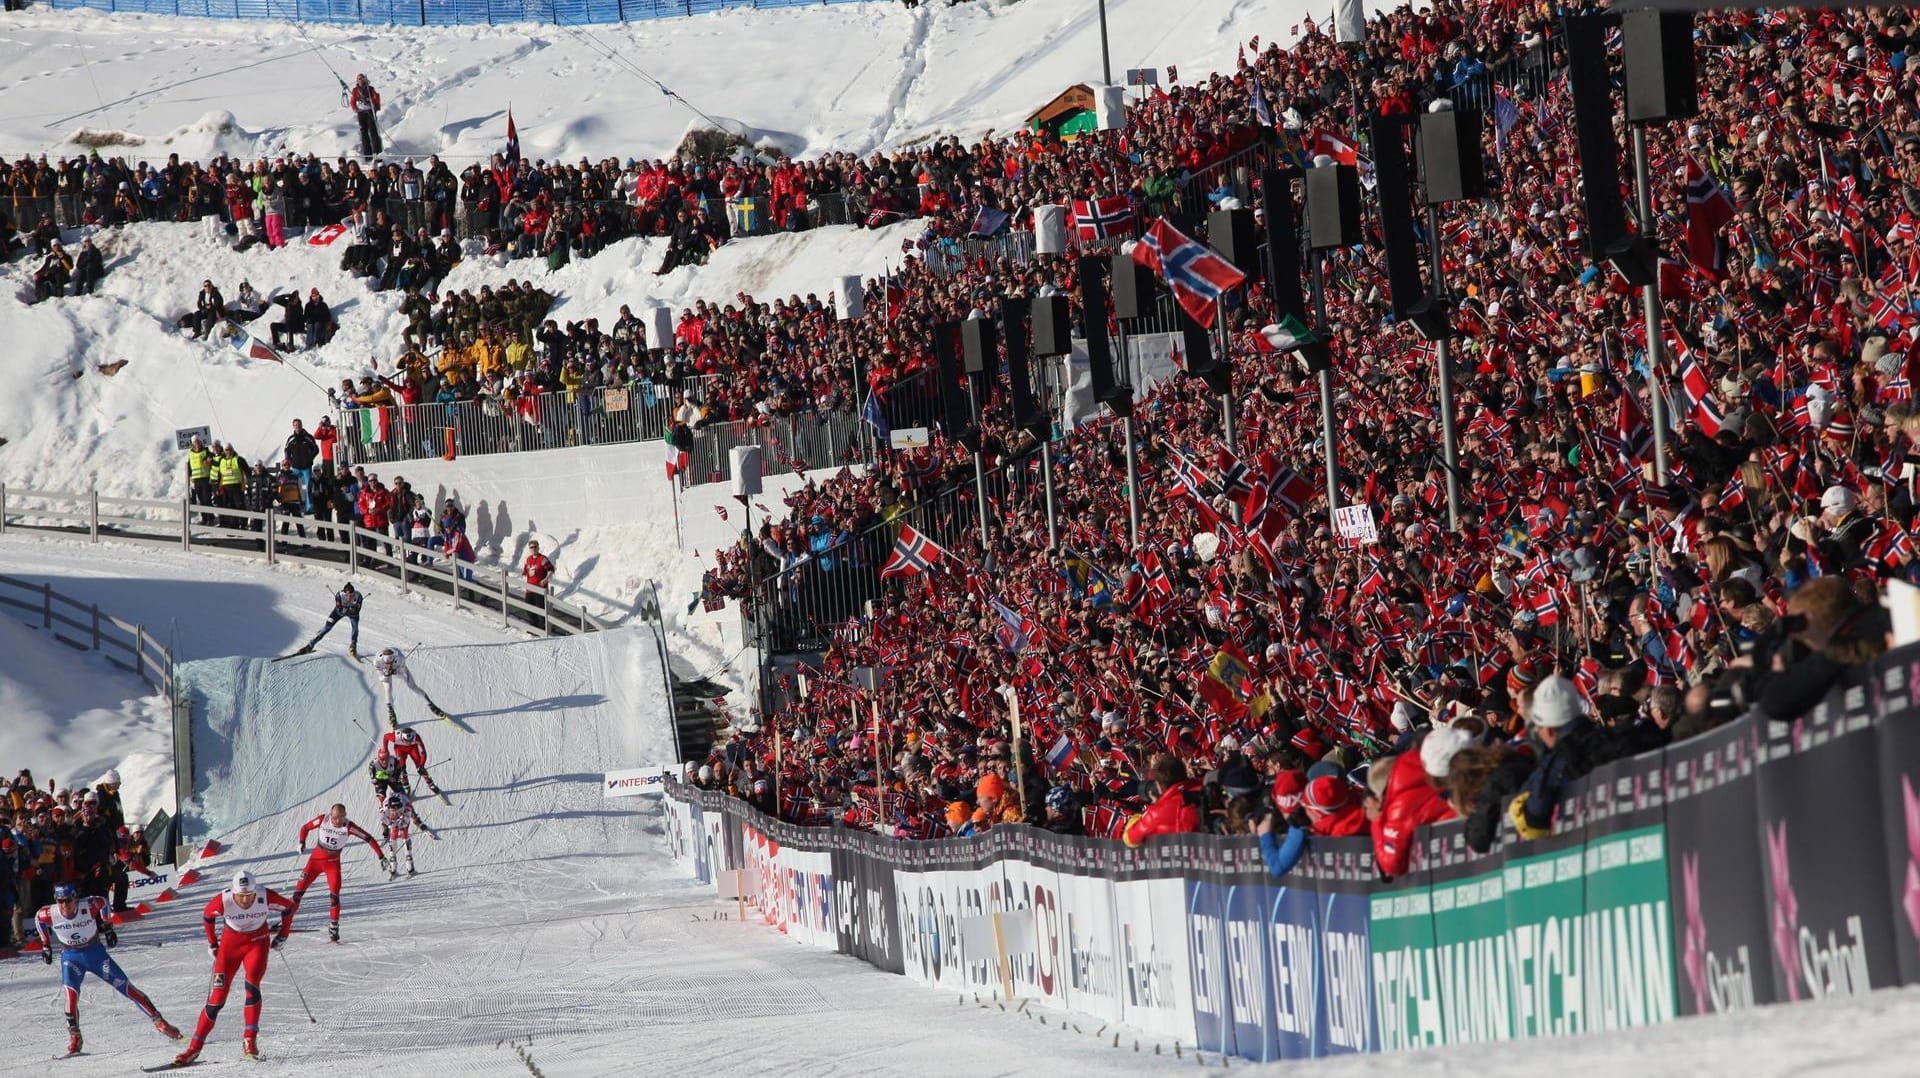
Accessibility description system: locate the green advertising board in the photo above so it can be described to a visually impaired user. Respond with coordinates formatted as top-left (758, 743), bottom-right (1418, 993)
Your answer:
top-left (1371, 824), bottom-right (1675, 1051)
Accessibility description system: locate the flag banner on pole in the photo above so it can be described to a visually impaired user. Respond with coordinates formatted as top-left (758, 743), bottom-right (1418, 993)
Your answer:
top-left (355, 406), bottom-right (391, 444)
top-left (226, 322), bottom-right (282, 363)
top-left (1131, 218), bottom-right (1247, 328)
top-left (880, 524), bottom-right (946, 578)
top-left (1069, 196), bottom-right (1136, 241)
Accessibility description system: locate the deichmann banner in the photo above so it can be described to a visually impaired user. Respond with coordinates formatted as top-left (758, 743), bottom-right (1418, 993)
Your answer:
top-left (661, 644), bottom-right (1920, 1063)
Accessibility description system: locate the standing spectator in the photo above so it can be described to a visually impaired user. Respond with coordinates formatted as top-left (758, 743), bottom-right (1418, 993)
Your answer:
top-left (1121, 754), bottom-right (1202, 846)
top-left (91, 770), bottom-right (123, 833)
top-left (185, 435), bottom-right (214, 518)
top-left (348, 74), bottom-right (383, 158)
top-left (1509, 676), bottom-right (1618, 840)
top-left (283, 419), bottom-right (319, 511)
top-left (313, 415), bottom-right (338, 469)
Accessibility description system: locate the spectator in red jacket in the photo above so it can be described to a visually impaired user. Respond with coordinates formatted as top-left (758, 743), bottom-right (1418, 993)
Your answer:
top-left (1371, 732), bottom-right (1462, 879)
top-left (1121, 754), bottom-right (1202, 847)
top-left (356, 477), bottom-right (393, 555)
top-left (1295, 775), bottom-right (1365, 837)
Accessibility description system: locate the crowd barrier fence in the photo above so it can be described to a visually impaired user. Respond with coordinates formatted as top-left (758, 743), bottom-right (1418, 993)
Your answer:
top-left (45, 0), bottom-right (877, 27)
top-left (664, 639), bottom-right (1920, 1062)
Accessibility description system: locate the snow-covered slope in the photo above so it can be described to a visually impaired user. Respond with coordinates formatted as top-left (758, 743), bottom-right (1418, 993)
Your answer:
top-left (0, 214), bottom-right (912, 503)
top-left (0, 1), bottom-right (1328, 162)
top-left (0, 612), bottom-right (171, 823)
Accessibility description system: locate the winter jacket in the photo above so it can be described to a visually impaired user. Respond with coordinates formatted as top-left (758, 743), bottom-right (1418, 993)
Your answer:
top-left (1516, 718), bottom-right (1618, 833)
top-left (284, 429), bottom-right (320, 469)
top-left (1371, 750), bottom-right (1456, 879)
top-left (1121, 779), bottom-right (1203, 846)
top-left (1462, 750), bottom-right (1534, 854)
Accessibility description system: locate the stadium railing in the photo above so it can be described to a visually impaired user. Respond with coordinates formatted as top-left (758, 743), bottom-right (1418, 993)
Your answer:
top-left (46, 0), bottom-right (878, 28)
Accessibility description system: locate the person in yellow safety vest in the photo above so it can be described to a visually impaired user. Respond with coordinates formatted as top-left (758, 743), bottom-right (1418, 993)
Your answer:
top-left (185, 436), bottom-right (214, 509)
top-left (216, 445), bottom-right (246, 511)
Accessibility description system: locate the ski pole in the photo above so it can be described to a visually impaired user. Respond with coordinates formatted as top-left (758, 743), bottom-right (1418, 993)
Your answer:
top-left (275, 946), bottom-right (319, 1025)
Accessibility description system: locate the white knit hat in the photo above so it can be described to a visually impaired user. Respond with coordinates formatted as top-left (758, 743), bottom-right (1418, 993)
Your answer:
top-left (1420, 725), bottom-right (1473, 778)
top-left (1528, 675), bottom-right (1585, 729)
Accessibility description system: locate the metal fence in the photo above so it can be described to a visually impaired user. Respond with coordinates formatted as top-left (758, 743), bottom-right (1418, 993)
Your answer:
top-left (0, 484), bottom-right (606, 637)
top-left (46, 0), bottom-right (878, 26)
top-left (334, 383), bottom-right (675, 466)
top-left (684, 408), bottom-right (870, 487)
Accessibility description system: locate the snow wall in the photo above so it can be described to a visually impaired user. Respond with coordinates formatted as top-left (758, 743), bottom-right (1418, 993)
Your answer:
top-left (665, 641), bottom-right (1920, 1063)
top-left (175, 628), bottom-right (675, 846)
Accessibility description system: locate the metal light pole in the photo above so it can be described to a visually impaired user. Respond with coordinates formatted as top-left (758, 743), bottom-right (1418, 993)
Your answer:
top-left (967, 378), bottom-right (991, 549)
top-left (1097, 0), bottom-right (1113, 86)
top-left (1425, 202), bottom-right (1462, 531)
top-left (1312, 249), bottom-right (1338, 525)
top-left (1122, 415), bottom-right (1140, 549)
top-left (1631, 124), bottom-right (1671, 485)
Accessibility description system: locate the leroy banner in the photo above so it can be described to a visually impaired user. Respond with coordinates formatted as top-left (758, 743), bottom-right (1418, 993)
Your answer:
top-left (659, 641), bottom-right (1920, 1065)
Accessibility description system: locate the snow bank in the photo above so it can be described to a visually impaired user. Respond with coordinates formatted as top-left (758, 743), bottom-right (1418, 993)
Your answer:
top-left (0, 613), bottom-right (172, 821)
top-left (0, 1), bottom-right (1332, 162)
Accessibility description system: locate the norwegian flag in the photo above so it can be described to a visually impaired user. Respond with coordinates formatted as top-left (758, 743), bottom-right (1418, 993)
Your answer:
top-left (1719, 475), bottom-right (1747, 512)
top-left (1358, 558), bottom-right (1388, 597)
top-left (1685, 155), bottom-right (1736, 277)
top-left (1131, 218), bottom-right (1247, 328)
top-left (1168, 447), bottom-right (1213, 499)
top-left (1528, 588), bottom-right (1562, 627)
top-left (1139, 548), bottom-right (1175, 596)
top-left (1268, 467), bottom-right (1316, 518)
top-left (880, 524), bottom-right (946, 579)
top-left (713, 504), bottom-right (729, 521)
top-left (1070, 196), bottom-right (1136, 241)
top-left (1612, 391), bottom-right (1654, 462)
top-left (1672, 338), bottom-right (1724, 437)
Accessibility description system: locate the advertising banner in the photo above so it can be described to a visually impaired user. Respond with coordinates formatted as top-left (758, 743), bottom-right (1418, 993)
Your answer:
top-left (601, 766), bottom-right (670, 799)
top-left (1663, 719), bottom-right (1771, 1015)
top-left (831, 836), bottom-right (905, 975)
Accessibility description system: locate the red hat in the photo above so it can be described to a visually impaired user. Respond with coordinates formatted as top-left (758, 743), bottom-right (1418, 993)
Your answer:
top-left (1304, 775), bottom-right (1354, 815)
top-left (1291, 728), bottom-right (1329, 761)
top-left (1271, 769), bottom-right (1307, 813)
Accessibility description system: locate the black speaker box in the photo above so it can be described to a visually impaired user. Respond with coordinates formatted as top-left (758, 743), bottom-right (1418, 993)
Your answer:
top-left (933, 322), bottom-right (980, 450)
top-left (1031, 294), bottom-right (1072, 357)
top-left (1000, 297), bottom-right (1046, 435)
top-left (1369, 113), bottom-right (1430, 327)
top-left (1109, 253), bottom-right (1157, 321)
top-left (1305, 164), bottom-right (1362, 250)
top-left (960, 317), bottom-right (996, 375)
top-left (1624, 10), bottom-right (1698, 123)
top-left (1077, 256), bottom-right (1131, 417)
top-left (1207, 207), bottom-right (1259, 277)
top-left (1418, 108), bottom-right (1485, 204)
top-left (1260, 169), bottom-right (1307, 324)
top-left (1564, 14), bottom-right (1633, 268)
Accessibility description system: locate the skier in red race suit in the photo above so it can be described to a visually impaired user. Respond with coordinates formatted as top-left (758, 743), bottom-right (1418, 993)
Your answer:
top-left (175, 870), bottom-right (295, 1066)
top-left (293, 803), bottom-right (386, 944)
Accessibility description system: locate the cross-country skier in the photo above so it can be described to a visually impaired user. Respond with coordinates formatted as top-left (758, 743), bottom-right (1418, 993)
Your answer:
top-left (369, 748), bottom-right (407, 807)
top-left (175, 870), bottom-right (295, 1066)
top-left (376, 791), bottom-right (436, 879)
top-left (35, 882), bottom-right (181, 1057)
top-left (381, 726), bottom-right (447, 803)
top-left (347, 73), bottom-right (383, 158)
top-left (290, 582), bottom-right (363, 660)
top-left (372, 646), bottom-right (450, 727)
top-left (292, 803), bottom-right (385, 943)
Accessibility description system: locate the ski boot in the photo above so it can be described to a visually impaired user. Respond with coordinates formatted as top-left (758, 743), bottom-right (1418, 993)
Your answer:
top-left (388, 864), bottom-right (398, 881)
top-left (173, 1044), bottom-right (201, 1067)
top-left (426, 827), bottom-right (440, 841)
top-left (242, 1033), bottom-right (259, 1060)
top-left (386, 704), bottom-right (398, 730)
top-left (328, 922), bottom-right (340, 944)
top-left (66, 1029), bottom-right (82, 1056)
top-left (349, 644), bottom-right (359, 661)
top-left (428, 702), bottom-right (450, 720)
top-left (155, 1018), bottom-right (182, 1040)
top-left (407, 865), bottom-right (417, 877)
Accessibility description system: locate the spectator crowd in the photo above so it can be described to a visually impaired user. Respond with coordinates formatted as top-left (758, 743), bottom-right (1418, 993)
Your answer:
top-left (1, 768), bottom-right (152, 952)
top-left (687, 0), bottom-right (1916, 879)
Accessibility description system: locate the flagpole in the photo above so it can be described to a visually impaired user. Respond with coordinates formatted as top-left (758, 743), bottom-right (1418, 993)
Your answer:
top-left (1116, 322), bottom-right (1141, 548)
top-left (1312, 248), bottom-right (1340, 527)
top-left (1632, 124), bottom-right (1672, 486)
top-left (1425, 202), bottom-right (1462, 531)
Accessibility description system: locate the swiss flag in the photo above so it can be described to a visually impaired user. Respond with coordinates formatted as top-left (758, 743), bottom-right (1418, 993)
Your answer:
top-left (1308, 128), bottom-right (1360, 167)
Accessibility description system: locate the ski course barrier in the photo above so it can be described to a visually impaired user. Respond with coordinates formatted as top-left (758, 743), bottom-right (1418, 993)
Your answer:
top-left (663, 640), bottom-right (1920, 1062)
top-left (45, 0), bottom-right (875, 28)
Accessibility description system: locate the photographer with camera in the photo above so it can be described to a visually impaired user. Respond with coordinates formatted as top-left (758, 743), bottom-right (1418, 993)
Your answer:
top-left (1721, 575), bottom-right (1890, 727)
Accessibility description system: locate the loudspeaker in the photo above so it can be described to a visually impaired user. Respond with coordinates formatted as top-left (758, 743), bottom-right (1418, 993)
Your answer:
top-left (730, 446), bottom-right (763, 498)
top-left (1001, 297), bottom-right (1046, 436)
top-left (961, 317), bottom-right (996, 375)
top-left (1369, 113), bottom-right (1430, 328)
top-left (1033, 204), bottom-right (1068, 255)
top-left (832, 275), bottom-right (864, 320)
top-left (1179, 308), bottom-right (1231, 396)
top-left (1096, 84), bottom-right (1127, 131)
top-left (1305, 164), bottom-right (1362, 250)
top-left (1109, 253), bottom-right (1157, 321)
top-left (1564, 14), bottom-right (1637, 274)
top-left (1418, 108), bottom-right (1486, 204)
top-left (1031, 295), bottom-right (1072, 357)
top-left (646, 307), bottom-right (673, 351)
top-left (1207, 207), bottom-right (1259, 277)
top-left (933, 322), bottom-right (981, 450)
top-left (1260, 169), bottom-right (1307, 325)
top-left (1077, 256), bottom-right (1131, 417)
top-left (1624, 11), bottom-right (1698, 123)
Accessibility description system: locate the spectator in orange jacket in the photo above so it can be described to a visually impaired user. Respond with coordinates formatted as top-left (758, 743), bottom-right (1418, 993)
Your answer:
top-left (1370, 731), bottom-right (1463, 879)
top-left (1121, 754), bottom-right (1202, 847)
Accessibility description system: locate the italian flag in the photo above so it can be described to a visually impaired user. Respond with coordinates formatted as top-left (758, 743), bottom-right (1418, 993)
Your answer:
top-left (357, 407), bottom-right (392, 444)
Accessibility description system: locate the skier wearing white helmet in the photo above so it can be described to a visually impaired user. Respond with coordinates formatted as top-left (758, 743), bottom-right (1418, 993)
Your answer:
top-left (177, 869), bottom-right (296, 1065)
top-left (372, 646), bottom-right (451, 728)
